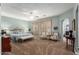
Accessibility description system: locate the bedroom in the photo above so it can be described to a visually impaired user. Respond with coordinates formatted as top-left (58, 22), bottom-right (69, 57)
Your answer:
top-left (0, 3), bottom-right (79, 55)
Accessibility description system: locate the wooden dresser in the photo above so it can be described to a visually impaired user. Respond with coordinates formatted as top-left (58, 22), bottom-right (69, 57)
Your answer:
top-left (2, 36), bottom-right (11, 52)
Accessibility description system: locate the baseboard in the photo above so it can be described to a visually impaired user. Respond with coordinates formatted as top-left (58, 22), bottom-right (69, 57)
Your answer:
top-left (75, 51), bottom-right (79, 55)
top-left (74, 48), bottom-right (79, 55)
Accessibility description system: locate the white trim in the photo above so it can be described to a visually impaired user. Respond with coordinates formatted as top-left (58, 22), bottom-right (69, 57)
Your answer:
top-left (74, 47), bottom-right (79, 55)
top-left (75, 51), bottom-right (79, 55)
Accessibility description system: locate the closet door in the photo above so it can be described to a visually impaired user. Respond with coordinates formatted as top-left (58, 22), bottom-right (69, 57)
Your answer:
top-left (32, 23), bottom-right (37, 35)
top-left (32, 20), bottom-right (52, 36)
top-left (40, 22), bottom-right (43, 35)
top-left (38, 23), bottom-right (41, 35)
top-left (41, 23), bottom-right (43, 34)
top-left (44, 21), bottom-right (46, 34)
top-left (32, 23), bottom-right (35, 34)
top-left (37, 23), bottom-right (39, 35)
top-left (35, 23), bottom-right (38, 35)
top-left (46, 20), bottom-right (52, 35)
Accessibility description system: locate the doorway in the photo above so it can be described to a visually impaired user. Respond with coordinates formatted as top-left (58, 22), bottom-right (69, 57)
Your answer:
top-left (62, 18), bottom-right (69, 42)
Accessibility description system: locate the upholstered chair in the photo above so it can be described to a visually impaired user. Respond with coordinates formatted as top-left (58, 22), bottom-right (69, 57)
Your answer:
top-left (50, 32), bottom-right (59, 40)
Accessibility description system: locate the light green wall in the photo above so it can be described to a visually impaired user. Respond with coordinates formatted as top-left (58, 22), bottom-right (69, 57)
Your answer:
top-left (51, 16), bottom-right (61, 38)
top-left (1, 16), bottom-right (32, 32)
top-left (51, 8), bottom-right (74, 39)
top-left (72, 4), bottom-right (79, 53)
top-left (58, 8), bottom-right (74, 39)
top-left (57, 7), bottom-right (79, 53)
top-left (51, 7), bottom-right (79, 54)
top-left (1, 8), bottom-right (74, 38)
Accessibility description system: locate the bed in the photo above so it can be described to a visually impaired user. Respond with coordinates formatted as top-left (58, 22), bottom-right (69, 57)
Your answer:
top-left (10, 32), bottom-right (34, 42)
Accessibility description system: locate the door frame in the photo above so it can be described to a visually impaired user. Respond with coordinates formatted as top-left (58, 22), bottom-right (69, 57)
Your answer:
top-left (61, 18), bottom-right (70, 41)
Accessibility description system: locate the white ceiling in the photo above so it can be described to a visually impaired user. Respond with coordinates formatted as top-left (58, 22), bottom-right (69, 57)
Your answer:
top-left (1, 3), bottom-right (75, 21)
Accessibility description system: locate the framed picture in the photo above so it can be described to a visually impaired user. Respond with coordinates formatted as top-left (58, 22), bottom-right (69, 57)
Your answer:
top-left (54, 26), bottom-right (58, 30)
top-left (72, 19), bottom-right (75, 31)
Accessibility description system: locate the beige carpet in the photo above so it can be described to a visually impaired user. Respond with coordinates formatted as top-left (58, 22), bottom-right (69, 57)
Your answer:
top-left (8, 39), bottom-right (74, 55)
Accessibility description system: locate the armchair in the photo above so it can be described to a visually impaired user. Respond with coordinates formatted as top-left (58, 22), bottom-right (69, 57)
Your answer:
top-left (50, 32), bottom-right (59, 40)
top-left (40, 32), bottom-right (46, 39)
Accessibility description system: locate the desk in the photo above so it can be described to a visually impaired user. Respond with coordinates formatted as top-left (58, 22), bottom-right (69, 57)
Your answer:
top-left (65, 36), bottom-right (75, 52)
